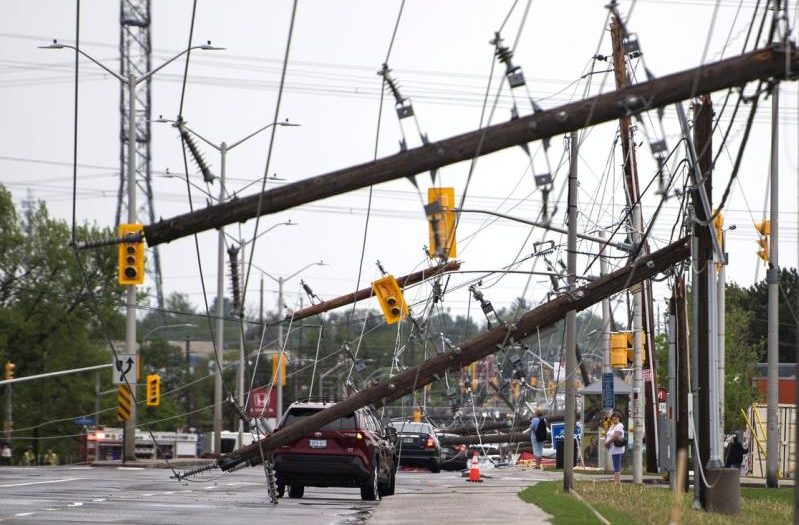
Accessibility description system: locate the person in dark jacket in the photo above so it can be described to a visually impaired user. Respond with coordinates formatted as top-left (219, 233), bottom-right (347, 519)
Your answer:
top-left (725, 434), bottom-right (747, 469)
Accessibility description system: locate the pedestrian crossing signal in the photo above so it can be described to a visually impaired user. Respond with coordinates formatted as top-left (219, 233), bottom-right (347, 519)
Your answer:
top-left (118, 224), bottom-right (145, 285)
top-left (146, 374), bottom-right (160, 406)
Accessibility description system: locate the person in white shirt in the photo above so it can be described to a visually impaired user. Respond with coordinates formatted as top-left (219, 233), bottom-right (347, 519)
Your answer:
top-left (604, 411), bottom-right (625, 485)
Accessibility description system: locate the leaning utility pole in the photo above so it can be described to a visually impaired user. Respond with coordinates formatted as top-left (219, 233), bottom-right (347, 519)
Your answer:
top-left (143, 46), bottom-right (799, 248)
top-left (208, 237), bottom-right (690, 472)
top-left (286, 261), bottom-right (460, 322)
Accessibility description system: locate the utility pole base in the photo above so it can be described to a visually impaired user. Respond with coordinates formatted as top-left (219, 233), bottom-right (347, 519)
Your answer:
top-left (704, 467), bottom-right (741, 515)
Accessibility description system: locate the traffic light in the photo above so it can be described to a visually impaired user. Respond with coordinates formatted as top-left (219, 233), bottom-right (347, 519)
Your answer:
top-left (4, 361), bottom-right (15, 380)
top-left (145, 374), bottom-right (160, 406)
top-left (118, 224), bottom-right (145, 285)
top-left (755, 220), bottom-right (770, 263)
top-left (372, 275), bottom-right (408, 324)
top-left (272, 354), bottom-right (287, 386)
top-left (427, 187), bottom-right (457, 259)
top-left (610, 331), bottom-right (647, 368)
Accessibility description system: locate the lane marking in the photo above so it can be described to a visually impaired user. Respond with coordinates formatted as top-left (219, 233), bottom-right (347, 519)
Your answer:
top-left (14, 513), bottom-right (35, 517)
top-left (0, 477), bottom-right (83, 488)
top-left (67, 502), bottom-right (83, 507)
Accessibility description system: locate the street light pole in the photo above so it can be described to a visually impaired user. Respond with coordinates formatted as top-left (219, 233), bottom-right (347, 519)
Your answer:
top-left (258, 260), bottom-right (326, 420)
top-left (42, 40), bottom-right (222, 461)
top-left (158, 120), bottom-right (298, 456)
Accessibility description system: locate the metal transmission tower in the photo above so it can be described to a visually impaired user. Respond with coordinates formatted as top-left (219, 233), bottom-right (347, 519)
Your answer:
top-left (118, 0), bottom-right (165, 317)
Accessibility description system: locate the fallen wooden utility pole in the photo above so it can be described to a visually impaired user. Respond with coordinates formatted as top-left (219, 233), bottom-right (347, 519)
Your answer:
top-left (216, 236), bottom-right (690, 471)
top-left (439, 432), bottom-right (530, 447)
top-left (145, 45), bottom-right (796, 247)
top-left (285, 260), bottom-right (460, 322)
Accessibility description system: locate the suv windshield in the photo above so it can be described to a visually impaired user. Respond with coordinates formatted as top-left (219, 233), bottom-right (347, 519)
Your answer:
top-left (389, 422), bottom-right (433, 434)
top-left (282, 408), bottom-right (357, 431)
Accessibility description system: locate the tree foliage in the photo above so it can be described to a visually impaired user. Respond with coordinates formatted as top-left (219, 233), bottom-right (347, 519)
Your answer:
top-left (0, 185), bottom-right (124, 459)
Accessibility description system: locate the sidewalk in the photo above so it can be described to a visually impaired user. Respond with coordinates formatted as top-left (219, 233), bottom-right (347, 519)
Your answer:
top-left (369, 464), bottom-right (795, 524)
top-left (369, 465), bottom-right (556, 525)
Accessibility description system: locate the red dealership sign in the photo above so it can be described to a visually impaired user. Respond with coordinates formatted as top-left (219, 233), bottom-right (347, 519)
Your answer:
top-left (248, 386), bottom-right (277, 418)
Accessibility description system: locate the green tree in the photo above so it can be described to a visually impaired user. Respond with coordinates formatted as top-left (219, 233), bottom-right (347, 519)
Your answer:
top-left (724, 282), bottom-right (763, 432)
top-left (0, 185), bottom-right (124, 460)
top-left (744, 267), bottom-right (799, 363)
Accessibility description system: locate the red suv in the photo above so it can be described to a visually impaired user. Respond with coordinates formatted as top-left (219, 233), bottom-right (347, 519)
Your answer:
top-left (272, 400), bottom-right (398, 501)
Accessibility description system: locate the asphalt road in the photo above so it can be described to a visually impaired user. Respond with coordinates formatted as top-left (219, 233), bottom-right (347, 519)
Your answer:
top-left (0, 465), bottom-right (376, 524)
top-left (0, 461), bottom-right (554, 524)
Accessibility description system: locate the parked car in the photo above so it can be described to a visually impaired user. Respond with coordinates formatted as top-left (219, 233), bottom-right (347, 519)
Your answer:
top-left (388, 421), bottom-right (441, 473)
top-left (436, 432), bottom-right (468, 471)
top-left (272, 400), bottom-right (398, 501)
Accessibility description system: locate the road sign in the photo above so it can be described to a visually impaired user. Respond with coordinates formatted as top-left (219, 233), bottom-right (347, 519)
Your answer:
top-left (643, 368), bottom-right (652, 382)
top-left (117, 385), bottom-right (132, 421)
top-left (112, 354), bottom-right (136, 385)
top-left (73, 416), bottom-right (95, 426)
top-left (602, 372), bottom-right (615, 409)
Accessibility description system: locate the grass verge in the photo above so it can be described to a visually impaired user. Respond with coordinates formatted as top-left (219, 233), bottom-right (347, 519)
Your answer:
top-left (519, 481), bottom-right (792, 525)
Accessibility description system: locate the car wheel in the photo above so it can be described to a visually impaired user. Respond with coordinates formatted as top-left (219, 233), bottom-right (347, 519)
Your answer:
top-left (386, 467), bottom-right (396, 496)
top-left (378, 464), bottom-right (396, 497)
top-left (430, 459), bottom-right (441, 473)
top-left (288, 485), bottom-right (304, 499)
top-left (360, 461), bottom-right (380, 501)
top-left (276, 482), bottom-right (285, 498)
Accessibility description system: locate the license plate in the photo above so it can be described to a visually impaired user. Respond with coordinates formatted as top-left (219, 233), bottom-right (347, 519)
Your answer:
top-left (309, 439), bottom-right (327, 449)
top-left (402, 437), bottom-right (415, 444)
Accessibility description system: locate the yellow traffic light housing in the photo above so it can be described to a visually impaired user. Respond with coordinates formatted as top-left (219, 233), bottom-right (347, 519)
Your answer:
top-left (4, 361), bottom-right (15, 380)
top-left (610, 331), bottom-right (647, 368)
top-left (372, 275), bottom-right (409, 324)
top-left (427, 187), bottom-right (457, 259)
top-left (272, 354), bottom-right (288, 386)
top-left (145, 374), bottom-right (160, 406)
top-left (118, 224), bottom-right (145, 285)
top-left (755, 220), bottom-right (770, 263)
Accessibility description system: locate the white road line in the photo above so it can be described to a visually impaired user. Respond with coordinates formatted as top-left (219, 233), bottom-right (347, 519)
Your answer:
top-left (67, 502), bottom-right (83, 507)
top-left (0, 477), bottom-right (83, 488)
top-left (14, 513), bottom-right (35, 517)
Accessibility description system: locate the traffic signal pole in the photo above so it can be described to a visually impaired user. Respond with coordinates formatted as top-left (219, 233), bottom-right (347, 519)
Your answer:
top-left (124, 73), bottom-right (138, 462)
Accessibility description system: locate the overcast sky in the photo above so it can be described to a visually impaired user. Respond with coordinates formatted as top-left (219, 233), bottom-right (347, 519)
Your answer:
top-left (3, 0), bottom-right (799, 336)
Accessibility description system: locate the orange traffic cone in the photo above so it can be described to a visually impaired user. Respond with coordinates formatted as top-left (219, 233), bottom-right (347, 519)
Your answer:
top-left (466, 451), bottom-right (483, 483)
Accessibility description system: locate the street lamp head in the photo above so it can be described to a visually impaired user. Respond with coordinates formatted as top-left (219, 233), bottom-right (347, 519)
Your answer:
top-left (199, 41), bottom-right (225, 51)
top-left (39, 40), bottom-right (66, 49)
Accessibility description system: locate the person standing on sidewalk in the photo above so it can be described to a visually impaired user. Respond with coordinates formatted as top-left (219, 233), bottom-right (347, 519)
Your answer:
top-left (530, 408), bottom-right (548, 469)
top-left (0, 443), bottom-right (11, 466)
top-left (604, 411), bottom-right (625, 485)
